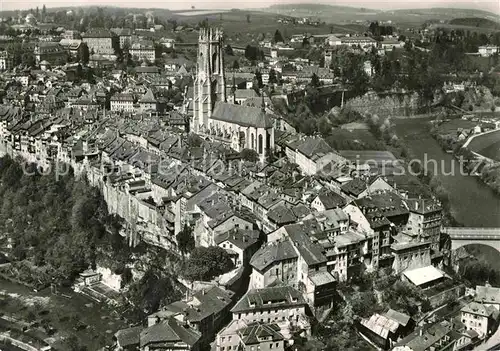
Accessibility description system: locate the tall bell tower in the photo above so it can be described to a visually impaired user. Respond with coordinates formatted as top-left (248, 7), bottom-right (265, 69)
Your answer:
top-left (193, 27), bottom-right (226, 133)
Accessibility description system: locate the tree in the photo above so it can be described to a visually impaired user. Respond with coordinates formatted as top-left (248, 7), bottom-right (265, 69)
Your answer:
top-left (268, 68), bottom-right (277, 85)
top-left (232, 60), bottom-right (240, 69)
top-left (253, 71), bottom-right (263, 89)
top-left (318, 117), bottom-right (331, 137)
top-left (79, 42), bottom-right (90, 64)
top-left (310, 73), bottom-right (320, 87)
top-left (302, 37), bottom-right (310, 48)
top-left (369, 21), bottom-right (379, 36)
top-left (127, 268), bottom-right (181, 314)
top-left (183, 246), bottom-right (234, 281)
top-left (176, 224), bottom-right (195, 255)
top-left (246, 14), bottom-right (251, 23)
top-left (42, 4), bottom-right (47, 19)
top-left (274, 29), bottom-right (284, 44)
top-left (244, 45), bottom-right (260, 61)
top-left (240, 149), bottom-right (259, 162)
top-left (225, 45), bottom-right (234, 56)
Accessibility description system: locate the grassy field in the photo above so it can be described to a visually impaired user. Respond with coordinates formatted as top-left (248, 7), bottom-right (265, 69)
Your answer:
top-left (325, 129), bottom-right (386, 151)
top-left (429, 23), bottom-right (500, 34)
top-left (435, 120), bottom-right (477, 135)
top-left (467, 56), bottom-right (499, 72)
top-left (468, 129), bottom-right (500, 161)
top-left (170, 10), bottom-right (357, 46)
top-left (261, 5), bottom-right (500, 27)
top-left (181, 11), bottom-right (356, 38)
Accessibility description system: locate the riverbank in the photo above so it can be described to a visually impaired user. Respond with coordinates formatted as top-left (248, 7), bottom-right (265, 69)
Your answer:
top-left (430, 121), bottom-right (500, 196)
top-left (393, 117), bottom-right (500, 227)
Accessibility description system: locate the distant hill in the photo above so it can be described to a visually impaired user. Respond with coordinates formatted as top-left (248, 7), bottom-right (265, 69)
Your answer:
top-left (449, 17), bottom-right (500, 29)
top-left (268, 4), bottom-right (380, 14)
top-left (261, 4), bottom-right (500, 26)
top-left (390, 7), bottom-right (499, 19)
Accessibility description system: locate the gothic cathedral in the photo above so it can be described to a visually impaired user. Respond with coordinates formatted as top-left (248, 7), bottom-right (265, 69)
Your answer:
top-left (192, 27), bottom-right (274, 163)
top-left (192, 27), bottom-right (226, 134)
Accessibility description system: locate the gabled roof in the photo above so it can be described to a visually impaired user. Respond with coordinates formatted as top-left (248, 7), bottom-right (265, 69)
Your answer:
top-left (287, 226), bottom-right (327, 266)
top-left (140, 88), bottom-right (157, 103)
top-left (476, 285), bottom-right (500, 305)
top-left (360, 313), bottom-right (399, 339)
top-left (239, 322), bottom-right (284, 345)
top-left (140, 317), bottom-right (201, 348)
top-left (393, 321), bottom-right (452, 351)
top-left (215, 229), bottom-right (260, 250)
top-left (384, 309), bottom-right (411, 327)
top-left (461, 301), bottom-right (499, 318)
top-left (82, 28), bottom-right (114, 38)
top-left (316, 189), bottom-right (346, 209)
top-left (161, 286), bottom-right (234, 324)
top-left (341, 178), bottom-right (367, 197)
top-left (231, 284), bottom-right (305, 313)
top-left (354, 192), bottom-right (409, 219)
top-left (115, 326), bottom-right (142, 347)
top-left (294, 136), bottom-right (334, 159)
top-left (211, 102), bottom-right (273, 129)
top-left (250, 239), bottom-right (298, 272)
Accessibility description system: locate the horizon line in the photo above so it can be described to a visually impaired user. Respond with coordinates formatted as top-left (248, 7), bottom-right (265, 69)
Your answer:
top-left (1, 3), bottom-right (498, 15)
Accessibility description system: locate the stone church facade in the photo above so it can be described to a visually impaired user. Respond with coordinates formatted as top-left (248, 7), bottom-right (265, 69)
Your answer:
top-left (192, 27), bottom-right (274, 162)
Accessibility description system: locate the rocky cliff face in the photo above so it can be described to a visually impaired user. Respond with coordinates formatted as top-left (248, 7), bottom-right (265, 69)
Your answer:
top-left (345, 91), bottom-right (422, 117)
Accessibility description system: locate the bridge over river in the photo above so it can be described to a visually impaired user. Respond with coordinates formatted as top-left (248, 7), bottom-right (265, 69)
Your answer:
top-left (442, 227), bottom-right (500, 250)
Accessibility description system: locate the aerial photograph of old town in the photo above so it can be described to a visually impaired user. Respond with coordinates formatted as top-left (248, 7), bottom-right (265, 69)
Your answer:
top-left (0, 0), bottom-right (499, 350)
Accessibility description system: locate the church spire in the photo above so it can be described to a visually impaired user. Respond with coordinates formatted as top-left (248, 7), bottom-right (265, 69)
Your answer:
top-left (260, 89), bottom-right (265, 113)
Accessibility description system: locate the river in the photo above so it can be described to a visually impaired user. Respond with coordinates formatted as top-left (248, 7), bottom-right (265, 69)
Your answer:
top-left (393, 117), bottom-right (500, 227)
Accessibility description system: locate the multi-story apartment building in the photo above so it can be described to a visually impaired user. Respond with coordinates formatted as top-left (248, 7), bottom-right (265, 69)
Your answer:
top-left (34, 42), bottom-right (67, 65)
top-left (461, 301), bottom-right (499, 337)
top-left (139, 89), bottom-right (157, 112)
top-left (284, 135), bottom-right (347, 175)
top-left (231, 284), bottom-right (311, 339)
top-left (110, 93), bottom-right (135, 112)
top-left (215, 320), bottom-right (285, 351)
top-left (147, 286), bottom-right (235, 348)
top-left (82, 28), bottom-right (119, 55)
top-left (251, 220), bottom-right (337, 309)
top-left (62, 30), bottom-right (81, 39)
top-left (391, 240), bottom-right (431, 274)
top-left (129, 40), bottom-right (156, 62)
top-left (111, 28), bottom-right (133, 48)
top-left (0, 51), bottom-right (13, 70)
top-left (405, 198), bottom-right (442, 254)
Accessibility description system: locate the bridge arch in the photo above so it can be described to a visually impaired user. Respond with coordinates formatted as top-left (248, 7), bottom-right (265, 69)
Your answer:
top-left (443, 227), bottom-right (500, 252)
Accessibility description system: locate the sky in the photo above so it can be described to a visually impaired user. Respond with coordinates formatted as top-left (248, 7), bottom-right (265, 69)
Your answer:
top-left (1, 0), bottom-right (499, 14)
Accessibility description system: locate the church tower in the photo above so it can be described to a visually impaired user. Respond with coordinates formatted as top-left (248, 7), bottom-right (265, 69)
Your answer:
top-left (193, 27), bottom-right (226, 133)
